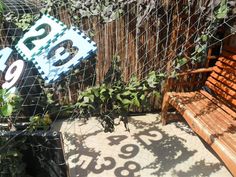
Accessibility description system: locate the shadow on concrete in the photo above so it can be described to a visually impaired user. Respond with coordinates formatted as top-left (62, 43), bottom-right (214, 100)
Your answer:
top-left (133, 126), bottom-right (197, 176)
top-left (173, 159), bottom-right (222, 177)
top-left (60, 117), bottom-right (226, 177)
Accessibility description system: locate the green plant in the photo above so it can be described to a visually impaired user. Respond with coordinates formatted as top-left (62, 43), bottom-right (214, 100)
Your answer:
top-left (14, 13), bottom-right (36, 31)
top-left (4, 12), bottom-right (39, 31)
top-left (42, 55), bottom-right (165, 132)
top-left (0, 0), bottom-right (4, 15)
top-left (41, 0), bottom-right (126, 24)
top-left (28, 113), bottom-right (52, 131)
top-left (75, 70), bottom-right (164, 132)
top-left (173, 0), bottom-right (232, 75)
top-left (0, 137), bottom-right (27, 177)
top-left (0, 89), bottom-right (21, 120)
top-left (0, 89), bottom-right (27, 177)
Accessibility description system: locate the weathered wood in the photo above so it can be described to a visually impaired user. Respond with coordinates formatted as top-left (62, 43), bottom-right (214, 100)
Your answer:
top-left (162, 47), bottom-right (236, 176)
top-left (171, 67), bottom-right (213, 77)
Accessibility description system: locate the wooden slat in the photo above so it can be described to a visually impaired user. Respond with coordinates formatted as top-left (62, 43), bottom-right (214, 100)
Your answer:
top-left (213, 66), bottom-right (236, 83)
top-left (210, 72), bottom-right (236, 91)
top-left (207, 77), bottom-right (236, 98)
top-left (214, 61), bottom-right (236, 76)
top-left (206, 81), bottom-right (236, 106)
top-left (214, 61), bottom-right (236, 75)
top-left (169, 92), bottom-right (236, 149)
top-left (200, 90), bottom-right (236, 118)
top-left (196, 94), bottom-right (236, 128)
top-left (174, 67), bottom-right (213, 77)
top-left (218, 57), bottom-right (236, 68)
top-left (169, 92), bottom-right (236, 151)
top-left (193, 97), bottom-right (236, 134)
top-left (180, 92), bottom-right (236, 129)
top-left (187, 98), bottom-right (236, 150)
top-left (166, 91), bottom-right (236, 176)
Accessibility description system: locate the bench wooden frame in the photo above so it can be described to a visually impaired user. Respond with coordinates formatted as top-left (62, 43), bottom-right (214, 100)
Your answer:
top-left (161, 46), bottom-right (236, 176)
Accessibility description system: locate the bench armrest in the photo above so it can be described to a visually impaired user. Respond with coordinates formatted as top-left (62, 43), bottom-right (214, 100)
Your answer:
top-left (164, 67), bottom-right (213, 92)
top-left (169, 67), bottom-right (213, 78)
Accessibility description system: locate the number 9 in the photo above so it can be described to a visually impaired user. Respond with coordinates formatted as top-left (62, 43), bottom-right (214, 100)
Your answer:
top-left (2, 60), bottom-right (25, 89)
top-left (118, 144), bottom-right (139, 159)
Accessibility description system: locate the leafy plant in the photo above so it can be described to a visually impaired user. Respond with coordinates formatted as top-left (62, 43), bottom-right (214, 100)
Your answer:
top-left (41, 0), bottom-right (127, 24)
top-left (173, 0), bottom-right (231, 74)
top-left (0, 0), bottom-right (4, 15)
top-left (0, 137), bottom-right (27, 177)
top-left (4, 12), bottom-right (39, 31)
top-left (75, 69), bottom-right (164, 132)
top-left (0, 89), bottom-right (21, 118)
top-left (28, 113), bottom-right (52, 132)
top-left (0, 89), bottom-right (27, 177)
top-left (42, 55), bottom-right (165, 132)
top-left (14, 13), bottom-right (36, 31)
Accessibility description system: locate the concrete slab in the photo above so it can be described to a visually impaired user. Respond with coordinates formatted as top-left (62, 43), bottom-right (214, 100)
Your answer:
top-left (53, 114), bottom-right (233, 177)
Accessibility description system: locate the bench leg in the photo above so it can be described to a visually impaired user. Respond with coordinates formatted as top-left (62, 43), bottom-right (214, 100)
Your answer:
top-left (161, 93), bottom-right (171, 125)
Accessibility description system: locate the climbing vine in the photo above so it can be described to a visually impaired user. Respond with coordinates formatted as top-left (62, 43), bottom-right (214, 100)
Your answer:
top-left (173, 0), bottom-right (235, 75)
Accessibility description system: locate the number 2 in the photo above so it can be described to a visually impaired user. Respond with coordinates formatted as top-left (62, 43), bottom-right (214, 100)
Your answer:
top-left (23, 23), bottom-right (51, 50)
top-left (139, 130), bottom-right (163, 146)
top-left (16, 14), bottom-right (67, 60)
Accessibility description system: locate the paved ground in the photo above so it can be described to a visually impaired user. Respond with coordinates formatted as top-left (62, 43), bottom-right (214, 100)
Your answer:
top-left (53, 114), bottom-right (232, 177)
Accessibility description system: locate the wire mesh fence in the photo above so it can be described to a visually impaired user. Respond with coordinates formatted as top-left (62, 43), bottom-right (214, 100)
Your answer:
top-left (0, 0), bottom-right (236, 176)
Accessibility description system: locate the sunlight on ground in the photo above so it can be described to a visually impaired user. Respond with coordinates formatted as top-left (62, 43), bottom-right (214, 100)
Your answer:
top-left (53, 114), bottom-right (232, 177)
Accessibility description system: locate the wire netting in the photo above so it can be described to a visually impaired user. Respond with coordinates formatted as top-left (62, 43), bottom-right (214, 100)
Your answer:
top-left (0, 0), bottom-right (236, 176)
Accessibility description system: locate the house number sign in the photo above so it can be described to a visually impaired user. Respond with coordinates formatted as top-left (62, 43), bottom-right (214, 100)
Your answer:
top-left (0, 14), bottom-right (97, 91)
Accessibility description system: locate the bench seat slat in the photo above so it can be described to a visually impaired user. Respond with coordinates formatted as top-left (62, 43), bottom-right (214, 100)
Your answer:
top-left (162, 47), bottom-right (236, 176)
top-left (218, 57), bottom-right (236, 70)
top-left (199, 90), bottom-right (236, 118)
top-left (187, 96), bottom-right (236, 146)
top-left (168, 91), bottom-right (236, 155)
top-left (169, 92), bottom-right (236, 135)
top-left (210, 72), bottom-right (236, 91)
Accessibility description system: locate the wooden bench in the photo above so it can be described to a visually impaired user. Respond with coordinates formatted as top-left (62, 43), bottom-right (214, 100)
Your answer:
top-left (161, 46), bottom-right (236, 176)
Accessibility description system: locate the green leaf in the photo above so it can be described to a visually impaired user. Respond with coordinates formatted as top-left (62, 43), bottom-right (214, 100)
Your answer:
top-left (153, 91), bottom-right (160, 98)
top-left (122, 99), bottom-right (132, 105)
top-left (116, 94), bottom-right (123, 102)
top-left (1, 103), bottom-right (13, 117)
top-left (121, 90), bottom-right (132, 96)
top-left (100, 88), bottom-right (107, 94)
top-left (132, 96), bottom-right (140, 107)
top-left (177, 57), bottom-right (188, 66)
top-left (140, 94), bottom-right (145, 101)
top-left (83, 96), bottom-right (90, 103)
top-left (215, 3), bottom-right (228, 19)
top-left (93, 88), bottom-right (99, 97)
top-left (109, 88), bottom-right (114, 96)
top-left (201, 34), bottom-right (208, 42)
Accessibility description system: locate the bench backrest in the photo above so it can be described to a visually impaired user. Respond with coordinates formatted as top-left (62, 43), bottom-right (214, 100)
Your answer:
top-left (205, 46), bottom-right (236, 107)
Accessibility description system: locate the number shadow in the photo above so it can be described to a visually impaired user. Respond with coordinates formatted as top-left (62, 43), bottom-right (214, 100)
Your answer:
top-left (63, 130), bottom-right (116, 177)
top-left (131, 118), bottom-right (223, 176)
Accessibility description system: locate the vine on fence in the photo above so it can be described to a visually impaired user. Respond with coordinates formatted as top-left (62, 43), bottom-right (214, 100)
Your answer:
top-left (173, 0), bottom-right (235, 76)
